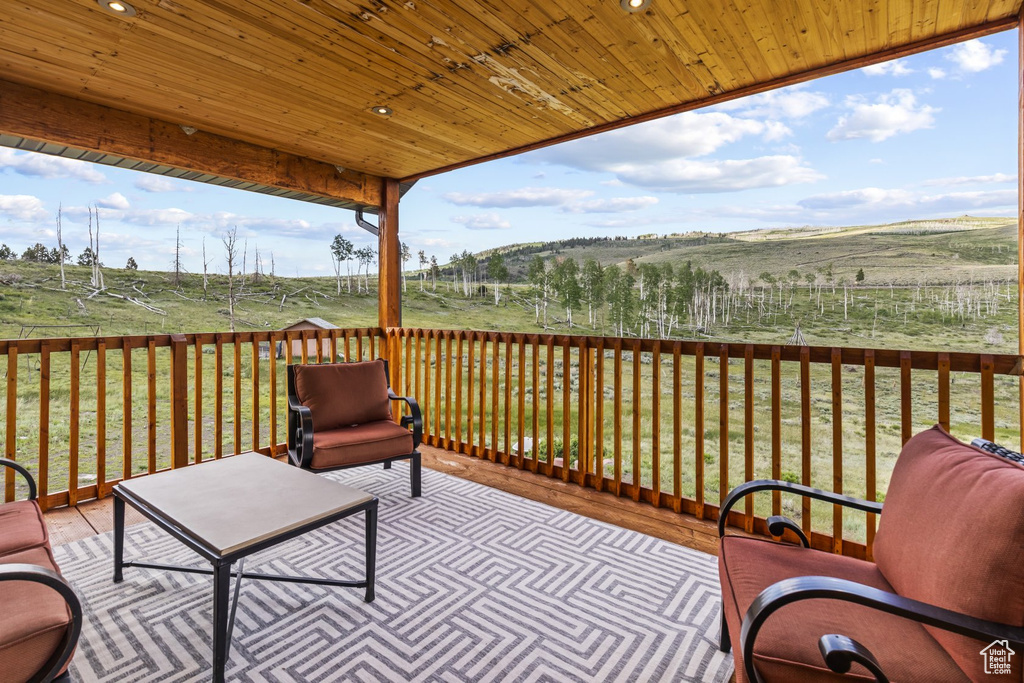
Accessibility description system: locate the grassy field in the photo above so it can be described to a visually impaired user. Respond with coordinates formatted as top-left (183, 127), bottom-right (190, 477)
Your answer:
top-left (0, 215), bottom-right (1019, 546)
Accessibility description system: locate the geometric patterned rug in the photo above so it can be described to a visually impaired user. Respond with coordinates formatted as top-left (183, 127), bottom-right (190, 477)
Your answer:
top-left (54, 464), bottom-right (734, 682)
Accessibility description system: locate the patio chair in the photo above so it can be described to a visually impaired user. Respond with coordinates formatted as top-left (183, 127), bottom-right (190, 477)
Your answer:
top-left (0, 458), bottom-right (82, 683)
top-left (287, 358), bottom-right (422, 497)
top-left (717, 425), bottom-right (1024, 682)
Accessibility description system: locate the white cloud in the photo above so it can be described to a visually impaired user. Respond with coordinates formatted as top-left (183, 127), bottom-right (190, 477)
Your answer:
top-left (928, 67), bottom-right (947, 80)
top-left (0, 194), bottom-right (48, 221)
top-left (443, 187), bottom-right (593, 208)
top-left (135, 176), bottom-right (189, 193)
top-left (921, 173), bottom-right (1015, 187)
top-left (452, 213), bottom-right (512, 230)
top-left (799, 187), bottom-right (915, 210)
top-left (600, 155), bottom-right (823, 193)
top-left (827, 90), bottom-right (937, 142)
top-left (946, 39), bottom-right (1006, 73)
top-left (97, 192), bottom-right (130, 210)
top-left (862, 60), bottom-right (913, 77)
top-left (0, 149), bottom-right (106, 183)
top-left (564, 196), bottom-right (659, 213)
top-left (715, 84), bottom-right (830, 119)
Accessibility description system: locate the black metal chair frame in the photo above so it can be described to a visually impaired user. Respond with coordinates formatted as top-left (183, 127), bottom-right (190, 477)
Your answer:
top-left (0, 458), bottom-right (83, 683)
top-left (718, 479), bottom-right (1024, 683)
top-left (286, 359), bottom-right (423, 497)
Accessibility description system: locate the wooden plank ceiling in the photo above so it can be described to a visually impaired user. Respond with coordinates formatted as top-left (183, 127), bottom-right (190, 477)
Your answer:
top-left (1, 0), bottom-right (1021, 183)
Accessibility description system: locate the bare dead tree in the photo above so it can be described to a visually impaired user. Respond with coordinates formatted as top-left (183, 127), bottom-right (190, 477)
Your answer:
top-left (56, 204), bottom-right (66, 290)
top-left (172, 224), bottom-right (183, 287)
top-left (223, 227), bottom-right (239, 332)
top-left (202, 237), bottom-right (211, 299)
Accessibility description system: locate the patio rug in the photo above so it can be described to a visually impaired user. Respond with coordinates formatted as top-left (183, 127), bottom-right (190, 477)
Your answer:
top-left (54, 464), bottom-right (734, 682)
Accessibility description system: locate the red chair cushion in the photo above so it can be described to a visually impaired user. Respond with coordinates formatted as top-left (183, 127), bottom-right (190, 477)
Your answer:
top-left (0, 500), bottom-right (49, 558)
top-left (0, 546), bottom-right (73, 683)
top-left (873, 425), bottom-right (1024, 680)
top-left (311, 420), bottom-right (414, 469)
top-left (719, 536), bottom-right (966, 683)
top-left (293, 360), bottom-right (391, 431)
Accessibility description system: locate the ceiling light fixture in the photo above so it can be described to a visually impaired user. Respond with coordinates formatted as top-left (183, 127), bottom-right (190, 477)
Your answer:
top-left (371, 105), bottom-right (393, 116)
top-left (620, 0), bottom-right (650, 12)
top-left (97, 0), bottom-right (137, 16)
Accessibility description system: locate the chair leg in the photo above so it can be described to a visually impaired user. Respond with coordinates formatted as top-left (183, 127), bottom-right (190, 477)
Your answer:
top-left (719, 606), bottom-right (731, 653)
top-left (383, 461), bottom-right (392, 470)
top-left (410, 453), bottom-right (421, 497)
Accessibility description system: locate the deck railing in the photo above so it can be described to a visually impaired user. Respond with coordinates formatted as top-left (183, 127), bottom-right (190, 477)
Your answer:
top-left (1, 327), bottom-right (1020, 558)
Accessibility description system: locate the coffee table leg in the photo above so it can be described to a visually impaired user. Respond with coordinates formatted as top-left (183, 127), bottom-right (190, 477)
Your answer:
top-left (113, 496), bottom-right (125, 583)
top-left (212, 562), bottom-right (231, 683)
top-left (364, 502), bottom-right (377, 603)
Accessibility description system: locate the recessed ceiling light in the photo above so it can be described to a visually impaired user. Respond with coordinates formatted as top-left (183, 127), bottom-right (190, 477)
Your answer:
top-left (620, 0), bottom-right (650, 11)
top-left (97, 0), bottom-right (137, 16)
top-left (372, 105), bottom-right (393, 116)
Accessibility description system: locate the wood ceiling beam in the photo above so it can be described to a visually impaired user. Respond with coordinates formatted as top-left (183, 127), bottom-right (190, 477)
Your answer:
top-left (401, 16), bottom-right (1018, 183)
top-left (0, 79), bottom-right (383, 208)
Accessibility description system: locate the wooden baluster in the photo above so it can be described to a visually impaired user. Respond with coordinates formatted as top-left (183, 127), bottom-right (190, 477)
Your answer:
top-left (147, 340), bottom-right (156, 474)
top-left (195, 341), bottom-right (204, 463)
top-left (215, 336), bottom-right (224, 459)
top-left (695, 342), bottom-right (705, 519)
top-left (491, 334), bottom-right (499, 461)
top-left (301, 330), bottom-right (310, 365)
top-left (70, 342), bottom-right (80, 505)
top-left (344, 331), bottom-right (352, 364)
top-left (435, 332), bottom-right (443, 446)
top-left (518, 335), bottom-right (527, 470)
top-left (314, 330), bottom-right (323, 364)
top-left (577, 340), bottom-right (591, 486)
top-left (479, 335), bottom-right (487, 459)
top-left (39, 343), bottom-right (50, 505)
top-left (865, 349), bottom-right (877, 560)
top-left (831, 347), bottom-right (844, 555)
top-left (368, 330), bottom-right (376, 359)
top-left (121, 340), bottom-right (132, 479)
top-left (330, 330), bottom-right (338, 363)
top-left (169, 335), bottom-right (189, 469)
top-left (233, 339), bottom-right (242, 455)
top-left (900, 350), bottom-right (912, 445)
top-left (719, 344), bottom-right (729, 507)
top-left (466, 333), bottom-right (474, 455)
top-left (800, 346), bottom-right (812, 537)
top-left (356, 332), bottom-right (363, 362)
top-left (96, 341), bottom-right (106, 496)
top-left (405, 333), bottom-right (413, 400)
top-left (505, 336), bottom-right (513, 465)
top-left (651, 341), bottom-right (661, 508)
top-left (562, 339), bottom-right (572, 483)
top-left (631, 340), bottom-right (641, 500)
top-left (595, 340), bottom-right (605, 491)
top-left (744, 345), bottom-right (754, 532)
top-left (446, 332), bottom-right (454, 449)
top-left (613, 339), bottom-right (622, 496)
top-left (771, 346), bottom-right (781, 517)
top-left (981, 355), bottom-right (995, 440)
top-left (4, 347), bottom-right (17, 502)
top-left (422, 332), bottom-right (431, 443)
top-left (673, 342), bottom-right (682, 513)
top-left (937, 352), bottom-right (950, 432)
top-left (251, 338), bottom-right (260, 453)
top-left (546, 338), bottom-right (555, 475)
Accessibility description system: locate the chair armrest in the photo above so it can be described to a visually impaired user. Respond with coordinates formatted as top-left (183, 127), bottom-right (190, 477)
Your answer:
top-left (0, 458), bottom-right (37, 500)
top-left (766, 515), bottom-right (810, 548)
top-left (739, 575), bottom-right (1024, 683)
top-left (718, 480), bottom-right (883, 538)
top-left (286, 397), bottom-right (314, 468)
top-left (389, 391), bottom-right (423, 449)
top-left (0, 563), bottom-right (83, 682)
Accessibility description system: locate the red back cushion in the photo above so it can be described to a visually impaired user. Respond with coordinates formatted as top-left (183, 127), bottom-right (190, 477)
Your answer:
top-left (873, 425), bottom-right (1024, 679)
top-left (293, 360), bottom-right (391, 430)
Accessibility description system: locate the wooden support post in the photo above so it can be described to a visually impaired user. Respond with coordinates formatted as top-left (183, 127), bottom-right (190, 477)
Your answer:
top-left (1018, 12), bottom-right (1024, 450)
top-left (378, 178), bottom-right (402, 330)
top-left (170, 334), bottom-right (189, 469)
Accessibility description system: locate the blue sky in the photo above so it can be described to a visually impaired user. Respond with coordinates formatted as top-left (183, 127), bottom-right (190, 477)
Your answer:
top-left (0, 32), bottom-right (1017, 276)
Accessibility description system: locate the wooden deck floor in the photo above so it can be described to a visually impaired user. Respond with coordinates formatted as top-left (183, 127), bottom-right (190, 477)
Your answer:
top-left (44, 444), bottom-right (722, 556)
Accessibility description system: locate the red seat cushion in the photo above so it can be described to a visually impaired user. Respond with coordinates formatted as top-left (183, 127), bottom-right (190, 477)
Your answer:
top-left (0, 546), bottom-right (73, 683)
top-left (311, 420), bottom-right (414, 469)
top-left (293, 360), bottom-right (392, 431)
top-left (873, 425), bottom-right (1024, 680)
top-left (0, 500), bottom-right (49, 558)
top-left (719, 536), bottom-right (966, 683)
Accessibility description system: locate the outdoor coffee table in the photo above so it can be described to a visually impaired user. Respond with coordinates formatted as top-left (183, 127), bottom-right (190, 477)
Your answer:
top-left (112, 452), bottom-right (378, 683)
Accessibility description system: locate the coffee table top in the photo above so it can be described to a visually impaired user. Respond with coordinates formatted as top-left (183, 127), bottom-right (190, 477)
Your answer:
top-left (114, 453), bottom-right (374, 557)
